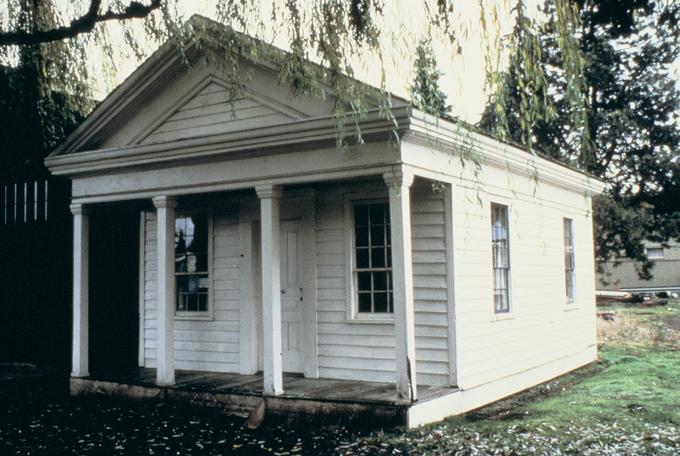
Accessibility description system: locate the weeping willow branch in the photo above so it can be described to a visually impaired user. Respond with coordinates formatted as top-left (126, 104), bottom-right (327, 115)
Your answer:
top-left (0, 0), bottom-right (162, 46)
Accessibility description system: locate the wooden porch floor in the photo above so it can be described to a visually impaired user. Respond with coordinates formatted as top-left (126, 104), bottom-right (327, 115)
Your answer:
top-left (85, 367), bottom-right (456, 406)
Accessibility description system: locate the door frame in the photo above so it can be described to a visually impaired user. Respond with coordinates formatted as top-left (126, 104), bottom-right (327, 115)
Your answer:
top-left (238, 189), bottom-right (318, 378)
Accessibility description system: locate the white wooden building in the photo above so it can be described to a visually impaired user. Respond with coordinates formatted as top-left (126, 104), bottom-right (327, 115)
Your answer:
top-left (46, 23), bottom-right (604, 427)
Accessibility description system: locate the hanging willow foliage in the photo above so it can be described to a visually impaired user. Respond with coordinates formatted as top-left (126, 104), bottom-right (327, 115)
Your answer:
top-left (0, 0), bottom-right (591, 168)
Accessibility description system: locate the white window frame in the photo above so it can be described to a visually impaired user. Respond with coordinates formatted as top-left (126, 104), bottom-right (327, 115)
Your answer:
top-left (490, 201), bottom-right (512, 316)
top-left (174, 211), bottom-right (214, 321)
top-left (563, 217), bottom-right (576, 304)
top-left (344, 191), bottom-right (394, 323)
top-left (646, 247), bottom-right (664, 260)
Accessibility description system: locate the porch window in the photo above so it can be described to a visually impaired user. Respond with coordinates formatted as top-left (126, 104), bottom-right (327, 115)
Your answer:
top-left (563, 218), bottom-right (575, 303)
top-left (175, 214), bottom-right (210, 313)
top-left (491, 203), bottom-right (511, 313)
top-left (353, 201), bottom-right (393, 314)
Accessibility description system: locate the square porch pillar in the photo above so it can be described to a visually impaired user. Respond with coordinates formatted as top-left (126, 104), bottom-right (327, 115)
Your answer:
top-left (70, 203), bottom-right (90, 378)
top-left (153, 195), bottom-right (177, 386)
top-left (383, 170), bottom-right (417, 402)
top-left (255, 185), bottom-right (284, 395)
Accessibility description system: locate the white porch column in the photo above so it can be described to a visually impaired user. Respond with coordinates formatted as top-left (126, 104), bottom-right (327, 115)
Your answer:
top-left (384, 170), bottom-right (417, 402)
top-left (153, 195), bottom-right (177, 386)
top-left (255, 185), bottom-right (284, 395)
top-left (70, 203), bottom-right (89, 378)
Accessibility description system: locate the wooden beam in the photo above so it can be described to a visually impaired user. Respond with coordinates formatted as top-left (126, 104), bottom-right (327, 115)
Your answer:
top-left (70, 203), bottom-right (90, 378)
top-left (256, 185), bottom-right (284, 395)
top-left (383, 170), bottom-right (417, 401)
top-left (152, 195), bottom-right (177, 386)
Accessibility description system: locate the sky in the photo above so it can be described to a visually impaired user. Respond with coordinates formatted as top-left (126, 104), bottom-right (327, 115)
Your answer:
top-left (56, 0), bottom-right (677, 124)
top-left (81, 0), bottom-right (541, 124)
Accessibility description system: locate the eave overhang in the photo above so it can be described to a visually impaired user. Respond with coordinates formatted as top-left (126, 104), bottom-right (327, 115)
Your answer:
top-left (45, 107), bottom-right (413, 177)
top-left (45, 106), bottom-right (605, 198)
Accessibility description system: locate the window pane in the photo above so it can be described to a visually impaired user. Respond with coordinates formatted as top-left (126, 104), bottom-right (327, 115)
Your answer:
top-left (356, 248), bottom-right (369, 269)
top-left (370, 224), bottom-right (385, 246)
top-left (198, 294), bottom-right (208, 312)
top-left (176, 276), bottom-right (186, 293)
top-left (369, 204), bottom-right (385, 226)
top-left (188, 294), bottom-right (198, 312)
top-left (175, 254), bottom-right (187, 273)
top-left (358, 292), bottom-right (372, 313)
top-left (353, 201), bottom-right (393, 315)
top-left (491, 204), bottom-right (510, 314)
top-left (355, 226), bottom-right (369, 247)
top-left (374, 292), bottom-right (388, 313)
top-left (354, 205), bottom-right (369, 227)
top-left (371, 247), bottom-right (386, 268)
top-left (357, 271), bottom-right (371, 292)
top-left (373, 271), bottom-right (388, 291)
top-left (177, 294), bottom-right (188, 311)
top-left (563, 218), bottom-right (575, 303)
top-left (175, 213), bottom-right (210, 313)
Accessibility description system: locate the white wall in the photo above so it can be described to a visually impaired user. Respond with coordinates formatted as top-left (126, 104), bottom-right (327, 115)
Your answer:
top-left (315, 179), bottom-right (452, 386)
top-left (450, 165), bottom-right (597, 390)
top-left (142, 210), bottom-right (241, 373)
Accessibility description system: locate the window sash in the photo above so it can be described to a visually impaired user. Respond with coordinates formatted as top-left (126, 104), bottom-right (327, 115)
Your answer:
top-left (563, 218), bottom-right (575, 303)
top-left (491, 204), bottom-right (510, 314)
top-left (174, 213), bottom-right (211, 314)
top-left (353, 201), bottom-right (393, 314)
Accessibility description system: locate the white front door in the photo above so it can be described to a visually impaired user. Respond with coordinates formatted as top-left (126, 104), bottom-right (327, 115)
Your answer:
top-left (280, 220), bottom-right (303, 373)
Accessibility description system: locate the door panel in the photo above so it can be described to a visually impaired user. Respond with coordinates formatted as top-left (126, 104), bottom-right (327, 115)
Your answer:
top-left (280, 220), bottom-right (303, 373)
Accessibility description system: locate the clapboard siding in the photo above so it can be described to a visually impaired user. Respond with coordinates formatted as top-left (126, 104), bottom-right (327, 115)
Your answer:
top-left (314, 180), bottom-right (451, 386)
top-left (142, 82), bottom-right (294, 144)
top-left (452, 161), bottom-right (597, 390)
top-left (142, 210), bottom-right (241, 373)
top-left (411, 181), bottom-right (450, 385)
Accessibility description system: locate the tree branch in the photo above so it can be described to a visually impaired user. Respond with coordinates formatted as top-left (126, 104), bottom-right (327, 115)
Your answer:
top-left (0, 0), bottom-right (162, 46)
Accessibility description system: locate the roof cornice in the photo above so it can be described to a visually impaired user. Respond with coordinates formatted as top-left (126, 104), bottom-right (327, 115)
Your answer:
top-left (406, 110), bottom-right (606, 196)
top-left (50, 41), bottom-right (195, 156)
top-left (45, 107), bottom-right (412, 176)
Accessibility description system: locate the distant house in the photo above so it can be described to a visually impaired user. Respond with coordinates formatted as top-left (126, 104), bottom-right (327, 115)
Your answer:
top-left (598, 242), bottom-right (680, 294)
top-left (45, 17), bottom-right (604, 427)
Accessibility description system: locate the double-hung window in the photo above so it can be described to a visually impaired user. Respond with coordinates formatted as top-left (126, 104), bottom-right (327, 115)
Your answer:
top-left (353, 201), bottom-right (393, 315)
top-left (491, 204), bottom-right (510, 313)
top-left (175, 214), bottom-right (210, 314)
top-left (563, 218), bottom-right (575, 304)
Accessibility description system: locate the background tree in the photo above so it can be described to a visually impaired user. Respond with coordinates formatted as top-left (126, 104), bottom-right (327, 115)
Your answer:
top-left (410, 38), bottom-right (450, 117)
top-left (480, 0), bottom-right (680, 280)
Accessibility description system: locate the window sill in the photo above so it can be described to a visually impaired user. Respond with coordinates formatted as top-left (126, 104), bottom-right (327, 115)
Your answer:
top-left (174, 312), bottom-right (213, 321)
top-left (563, 305), bottom-right (579, 312)
top-left (491, 313), bottom-right (514, 322)
top-left (346, 315), bottom-right (394, 325)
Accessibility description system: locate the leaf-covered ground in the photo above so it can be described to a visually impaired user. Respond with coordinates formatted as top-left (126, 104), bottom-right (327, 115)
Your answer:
top-left (1, 304), bottom-right (678, 455)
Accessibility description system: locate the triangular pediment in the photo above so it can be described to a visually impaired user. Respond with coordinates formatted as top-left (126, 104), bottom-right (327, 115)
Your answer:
top-left (137, 77), bottom-right (305, 145)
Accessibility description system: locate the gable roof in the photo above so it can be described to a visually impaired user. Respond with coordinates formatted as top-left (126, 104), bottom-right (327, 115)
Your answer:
top-left (47, 16), bottom-right (604, 196)
top-left (49, 15), bottom-right (405, 157)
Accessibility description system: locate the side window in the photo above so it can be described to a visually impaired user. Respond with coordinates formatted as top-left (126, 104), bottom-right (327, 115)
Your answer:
top-left (175, 214), bottom-right (210, 314)
top-left (353, 201), bottom-right (393, 314)
top-left (491, 204), bottom-right (510, 313)
top-left (563, 218), bottom-right (575, 304)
